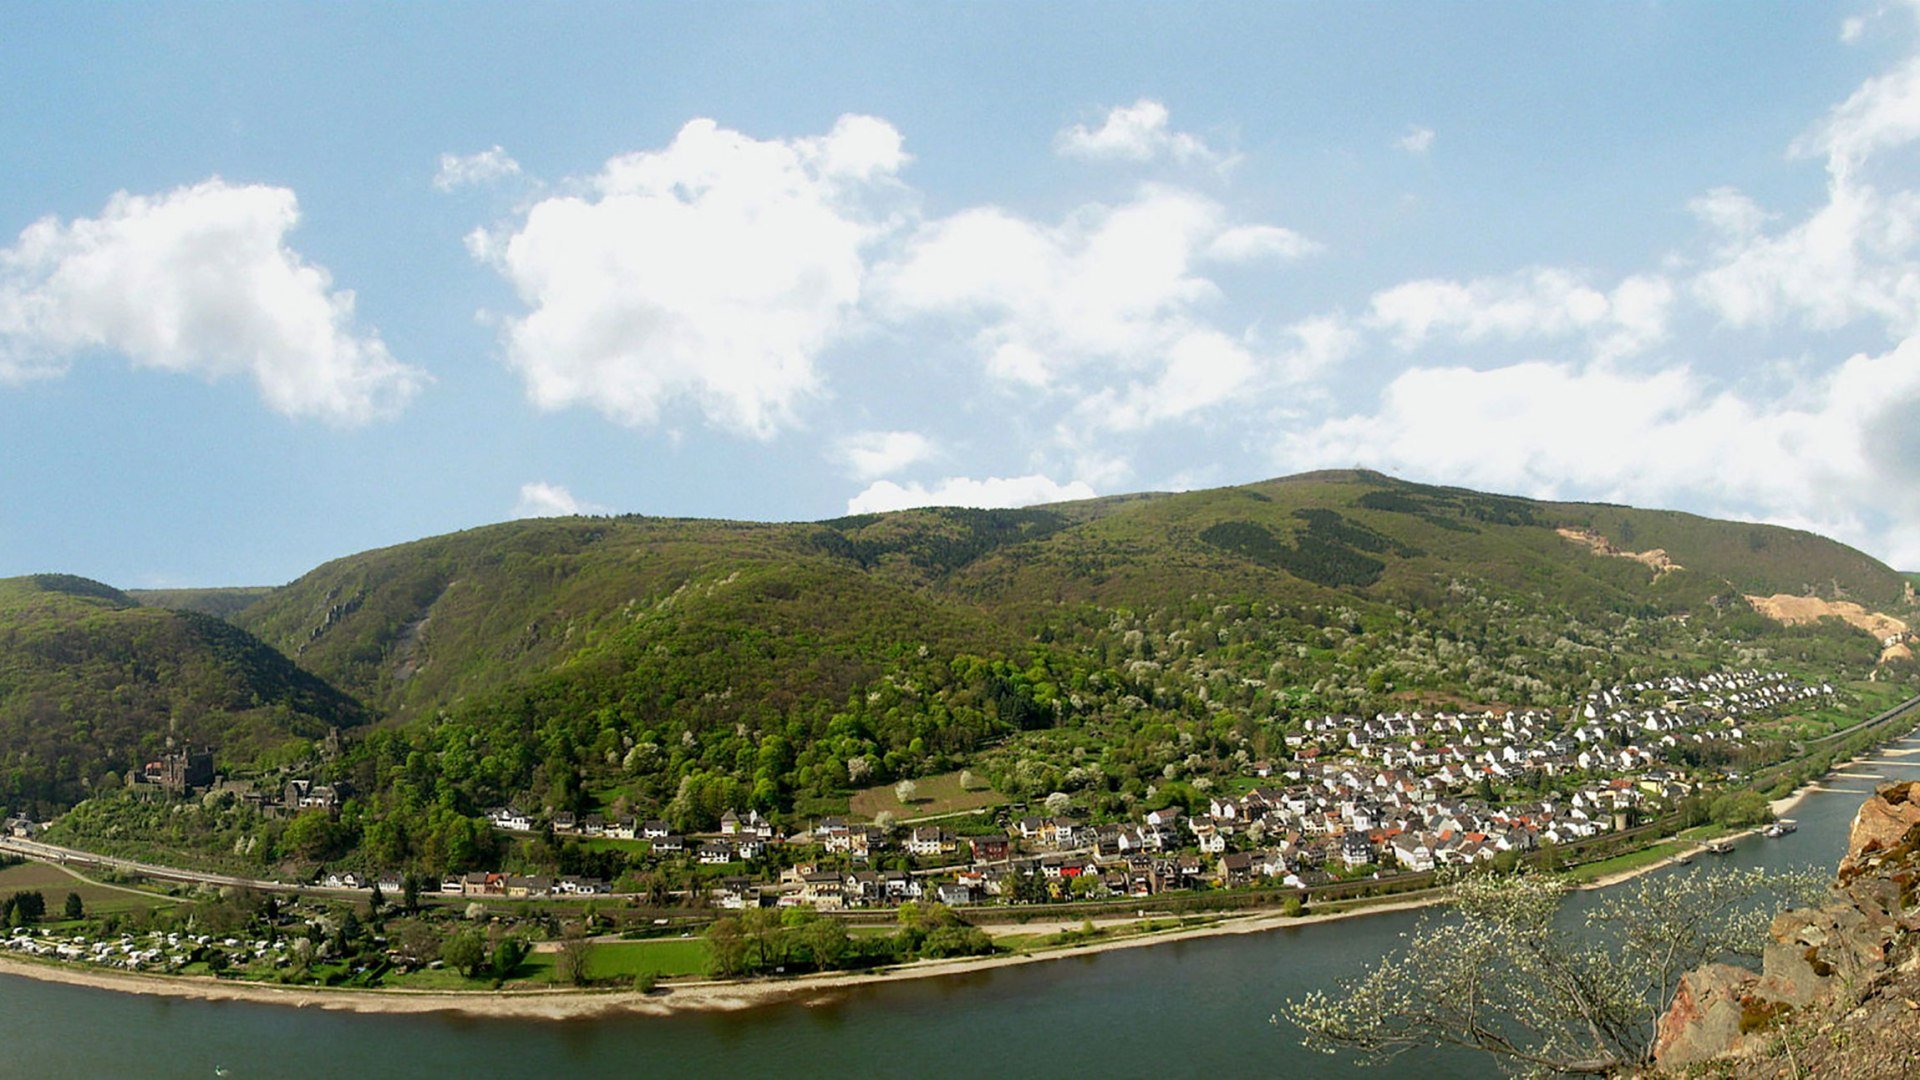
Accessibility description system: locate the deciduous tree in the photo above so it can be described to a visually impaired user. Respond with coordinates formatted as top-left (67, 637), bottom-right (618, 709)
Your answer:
top-left (443, 928), bottom-right (487, 978)
top-left (1282, 868), bottom-right (1823, 1075)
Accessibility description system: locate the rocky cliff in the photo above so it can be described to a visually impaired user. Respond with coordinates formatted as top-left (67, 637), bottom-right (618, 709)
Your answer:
top-left (1654, 782), bottom-right (1920, 1076)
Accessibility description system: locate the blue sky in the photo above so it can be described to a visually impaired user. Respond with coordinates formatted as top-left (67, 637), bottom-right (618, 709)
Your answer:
top-left (4, 2), bottom-right (1920, 587)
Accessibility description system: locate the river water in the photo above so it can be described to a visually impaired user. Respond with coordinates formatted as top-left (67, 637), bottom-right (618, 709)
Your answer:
top-left (6, 737), bottom-right (1918, 1080)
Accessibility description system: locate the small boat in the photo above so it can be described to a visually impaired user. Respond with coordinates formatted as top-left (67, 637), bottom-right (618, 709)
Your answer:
top-left (1675, 854), bottom-right (1693, 866)
top-left (1705, 841), bottom-right (1733, 855)
top-left (1764, 819), bottom-right (1798, 838)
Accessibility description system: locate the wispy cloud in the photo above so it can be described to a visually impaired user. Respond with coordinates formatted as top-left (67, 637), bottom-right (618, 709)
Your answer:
top-left (514, 481), bottom-right (608, 518)
top-left (833, 430), bottom-right (937, 481)
top-left (1055, 100), bottom-right (1229, 168)
top-left (433, 146), bottom-right (522, 191)
top-left (1395, 126), bottom-right (1435, 154)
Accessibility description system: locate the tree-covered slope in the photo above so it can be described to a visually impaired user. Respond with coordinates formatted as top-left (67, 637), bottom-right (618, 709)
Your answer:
top-left (1550, 500), bottom-right (1908, 608)
top-left (0, 575), bottom-right (363, 815)
top-left (232, 471), bottom-right (1914, 727)
top-left (942, 470), bottom-right (1910, 619)
top-left (232, 510), bottom-right (1081, 719)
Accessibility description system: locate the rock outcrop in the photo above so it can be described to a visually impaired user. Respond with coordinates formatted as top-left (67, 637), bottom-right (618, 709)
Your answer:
top-left (1654, 963), bottom-right (1765, 1069)
top-left (1653, 781), bottom-right (1920, 1076)
top-left (1842, 780), bottom-right (1920, 880)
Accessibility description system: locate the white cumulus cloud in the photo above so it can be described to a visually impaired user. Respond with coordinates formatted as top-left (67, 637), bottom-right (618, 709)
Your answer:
top-left (882, 188), bottom-right (1222, 387)
top-left (846, 473), bottom-right (1096, 514)
top-left (514, 481), bottom-right (607, 518)
top-left (434, 146), bottom-right (522, 191)
top-left (1273, 314), bottom-right (1361, 383)
top-left (1075, 328), bottom-right (1259, 433)
top-left (881, 186), bottom-right (1323, 408)
top-left (1206, 224), bottom-right (1324, 263)
top-left (1795, 44), bottom-right (1920, 176)
top-left (0, 178), bottom-right (423, 424)
top-left (1367, 268), bottom-right (1673, 359)
top-left (1068, 314), bottom-right (1353, 436)
top-left (1396, 126), bottom-right (1435, 155)
top-left (1055, 100), bottom-right (1225, 167)
top-left (473, 115), bottom-right (909, 438)
top-left (1691, 46), bottom-right (1920, 339)
top-left (832, 430), bottom-right (936, 480)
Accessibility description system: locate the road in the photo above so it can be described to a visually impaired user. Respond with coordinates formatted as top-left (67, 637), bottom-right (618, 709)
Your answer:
top-left (1800, 692), bottom-right (1920, 748)
top-left (0, 835), bottom-right (332, 898)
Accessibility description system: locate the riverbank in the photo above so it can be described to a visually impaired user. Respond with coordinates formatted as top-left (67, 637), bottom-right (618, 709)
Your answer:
top-left (0, 820), bottom-right (1798, 1020)
top-left (1564, 733), bottom-right (1920, 892)
top-left (1765, 738), bottom-right (1916, 819)
top-left (6, 730), bottom-right (1916, 1019)
top-left (0, 887), bottom-right (1453, 1018)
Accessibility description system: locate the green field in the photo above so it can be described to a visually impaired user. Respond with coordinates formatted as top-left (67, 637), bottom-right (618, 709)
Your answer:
top-left (583, 937), bottom-right (709, 979)
top-left (1560, 823), bottom-right (1742, 884)
top-left (373, 936), bottom-right (709, 990)
top-left (850, 770), bottom-right (1008, 820)
top-left (1561, 842), bottom-right (1684, 884)
top-left (0, 860), bottom-right (178, 916)
top-left (382, 965), bottom-right (492, 991)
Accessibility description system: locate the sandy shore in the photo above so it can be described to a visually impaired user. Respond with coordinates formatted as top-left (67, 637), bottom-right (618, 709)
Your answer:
top-left (1767, 744), bottom-right (1891, 819)
top-left (4, 730), bottom-right (1914, 1019)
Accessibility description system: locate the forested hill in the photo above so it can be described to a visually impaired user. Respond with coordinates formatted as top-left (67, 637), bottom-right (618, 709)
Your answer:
top-left (9, 472), bottom-right (1915, 831)
top-left (231, 470), bottom-right (1913, 722)
top-left (0, 575), bottom-right (363, 815)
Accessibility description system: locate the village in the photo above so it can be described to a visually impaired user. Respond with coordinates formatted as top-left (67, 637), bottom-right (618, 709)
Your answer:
top-left (422, 668), bottom-right (1826, 911)
top-left (0, 668), bottom-right (1830, 920)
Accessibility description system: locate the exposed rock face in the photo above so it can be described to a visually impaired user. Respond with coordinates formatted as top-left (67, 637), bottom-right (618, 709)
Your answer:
top-left (1653, 964), bottom-right (1759, 1069)
top-left (1653, 781), bottom-right (1920, 1076)
top-left (1842, 780), bottom-right (1920, 880)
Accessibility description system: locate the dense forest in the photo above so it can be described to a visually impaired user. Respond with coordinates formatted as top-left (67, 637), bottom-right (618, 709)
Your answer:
top-left (0, 576), bottom-right (361, 814)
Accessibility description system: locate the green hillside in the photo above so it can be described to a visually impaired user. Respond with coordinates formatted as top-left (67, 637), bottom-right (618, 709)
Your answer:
top-left (231, 510), bottom-right (1080, 719)
top-left (225, 471), bottom-right (1915, 737)
top-left (1551, 501), bottom-right (1908, 608)
top-left (19, 472), bottom-right (1919, 875)
top-left (929, 471), bottom-right (1909, 620)
top-left (0, 575), bottom-right (363, 816)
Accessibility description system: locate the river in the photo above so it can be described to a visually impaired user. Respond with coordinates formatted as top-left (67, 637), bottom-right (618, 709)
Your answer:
top-left (5, 737), bottom-right (1918, 1079)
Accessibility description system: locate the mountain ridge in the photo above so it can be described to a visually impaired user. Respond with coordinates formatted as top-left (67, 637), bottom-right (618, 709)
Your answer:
top-left (221, 470), bottom-right (1915, 723)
